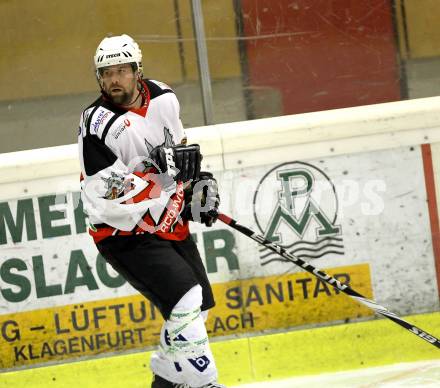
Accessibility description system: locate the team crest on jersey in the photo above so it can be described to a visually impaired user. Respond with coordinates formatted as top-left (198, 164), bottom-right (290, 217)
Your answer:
top-left (144, 127), bottom-right (175, 153)
top-left (101, 172), bottom-right (134, 200)
top-left (253, 161), bottom-right (344, 266)
top-left (143, 127), bottom-right (175, 169)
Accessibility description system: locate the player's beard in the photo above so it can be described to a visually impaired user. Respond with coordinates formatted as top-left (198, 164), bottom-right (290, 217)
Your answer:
top-left (110, 87), bottom-right (135, 105)
top-left (106, 79), bottom-right (137, 106)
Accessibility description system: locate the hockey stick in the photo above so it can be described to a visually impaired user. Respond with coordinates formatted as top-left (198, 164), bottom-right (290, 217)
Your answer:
top-left (217, 213), bottom-right (440, 349)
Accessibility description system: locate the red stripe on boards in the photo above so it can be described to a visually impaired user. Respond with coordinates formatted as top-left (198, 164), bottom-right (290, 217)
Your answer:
top-left (421, 144), bottom-right (440, 300)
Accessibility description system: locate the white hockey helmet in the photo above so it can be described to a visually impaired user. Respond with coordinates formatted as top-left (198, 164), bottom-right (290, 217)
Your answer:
top-left (94, 34), bottom-right (143, 79)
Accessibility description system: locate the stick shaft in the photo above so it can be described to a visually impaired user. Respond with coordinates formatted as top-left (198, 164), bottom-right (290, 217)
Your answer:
top-left (217, 213), bottom-right (440, 349)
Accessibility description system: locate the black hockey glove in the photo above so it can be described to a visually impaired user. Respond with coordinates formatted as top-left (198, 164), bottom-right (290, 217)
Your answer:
top-left (182, 171), bottom-right (220, 227)
top-left (149, 144), bottom-right (201, 182)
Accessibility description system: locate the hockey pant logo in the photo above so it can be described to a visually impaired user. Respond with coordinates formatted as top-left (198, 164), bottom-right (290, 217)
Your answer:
top-left (188, 356), bottom-right (210, 372)
top-left (164, 329), bottom-right (211, 373)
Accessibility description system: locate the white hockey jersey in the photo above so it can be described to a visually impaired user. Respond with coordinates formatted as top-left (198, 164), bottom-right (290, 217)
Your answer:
top-left (78, 79), bottom-right (190, 243)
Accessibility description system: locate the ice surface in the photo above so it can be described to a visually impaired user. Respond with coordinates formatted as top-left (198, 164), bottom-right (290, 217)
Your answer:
top-left (231, 360), bottom-right (440, 388)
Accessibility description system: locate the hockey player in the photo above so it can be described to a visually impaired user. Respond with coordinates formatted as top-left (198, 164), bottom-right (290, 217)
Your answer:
top-left (78, 34), bottom-right (225, 388)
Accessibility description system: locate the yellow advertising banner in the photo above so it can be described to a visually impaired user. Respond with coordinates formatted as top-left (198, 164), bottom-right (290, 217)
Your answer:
top-left (0, 264), bottom-right (373, 370)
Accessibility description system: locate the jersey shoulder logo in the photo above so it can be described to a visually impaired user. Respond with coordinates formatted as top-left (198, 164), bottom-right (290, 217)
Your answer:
top-left (90, 108), bottom-right (114, 136)
top-left (101, 172), bottom-right (134, 200)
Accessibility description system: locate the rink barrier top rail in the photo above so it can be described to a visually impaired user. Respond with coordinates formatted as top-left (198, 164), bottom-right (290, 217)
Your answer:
top-left (1, 95), bottom-right (440, 184)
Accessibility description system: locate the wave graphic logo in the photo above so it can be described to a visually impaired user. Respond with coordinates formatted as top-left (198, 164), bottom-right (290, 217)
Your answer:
top-left (253, 161), bottom-right (344, 266)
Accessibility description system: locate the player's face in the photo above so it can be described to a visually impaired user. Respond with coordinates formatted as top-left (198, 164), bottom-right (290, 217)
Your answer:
top-left (100, 64), bottom-right (137, 105)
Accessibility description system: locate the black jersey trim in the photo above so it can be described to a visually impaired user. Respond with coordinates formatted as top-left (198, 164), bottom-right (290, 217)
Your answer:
top-left (86, 105), bottom-right (101, 136)
top-left (101, 112), bottom-right (123, 142)
top-left (84, 96), bottom-right (102, 112)
top-left (144, 79), bottom-right (174, 100)
top-left (101, 98), bottom-right (127, 115)
top-left (82, 134), bottom-right (118, 176)
top-left (83, 97), bottom-right (125, 142)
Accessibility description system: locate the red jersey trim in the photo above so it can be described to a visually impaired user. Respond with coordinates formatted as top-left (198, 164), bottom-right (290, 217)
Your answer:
top-left (129, 80), bottom-right (150, 117)
top-left (101, 79), bottom-right (151, 118)
top-left (89, 180), bottom-right (189, 244)
top-left (89, 221), bottom-right (190, 244)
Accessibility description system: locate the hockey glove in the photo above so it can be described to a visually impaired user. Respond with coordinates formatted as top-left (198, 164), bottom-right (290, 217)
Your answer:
top-left (183, 171), bottom-right (220, 227)
top-left (149, 144), bottom-right (201, 182)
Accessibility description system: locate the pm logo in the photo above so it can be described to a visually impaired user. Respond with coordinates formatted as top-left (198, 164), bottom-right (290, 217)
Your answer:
top-left (253, 162), bottom-right (344, 266)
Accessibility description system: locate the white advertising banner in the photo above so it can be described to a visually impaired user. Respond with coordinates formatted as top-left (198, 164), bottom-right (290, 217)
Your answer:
top-left (0, 145), bottom-right (438, 369)
top-left (219, 146), bottom-right (438, 312)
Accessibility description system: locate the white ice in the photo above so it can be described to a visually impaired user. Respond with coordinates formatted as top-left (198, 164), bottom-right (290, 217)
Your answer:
top-left (231, 359), bottom-right (440, 387)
